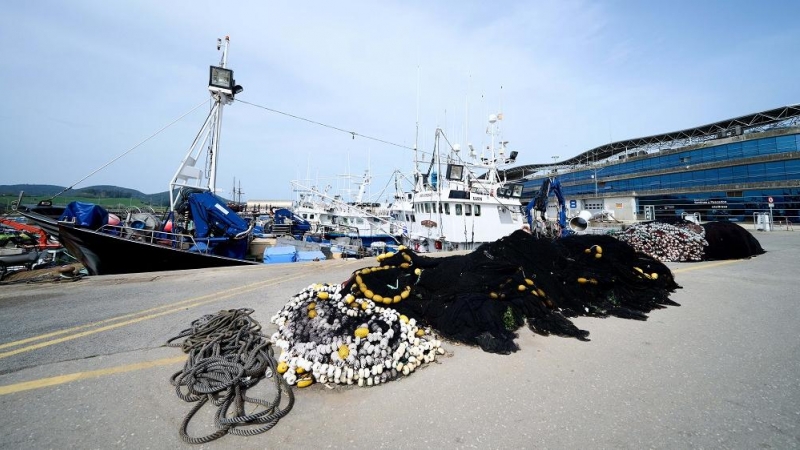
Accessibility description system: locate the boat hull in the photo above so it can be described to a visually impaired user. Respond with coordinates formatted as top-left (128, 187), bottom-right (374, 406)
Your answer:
top-left (58, 225), bottom-right (258, 275)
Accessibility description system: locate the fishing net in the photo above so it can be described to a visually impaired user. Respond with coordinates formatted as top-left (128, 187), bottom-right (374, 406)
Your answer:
top-left (611, 220), bottom-right (765, 262)
top-left (271, 229), bottom-right (681, 387)
top-left (377, 231), bottom-right (680, 354)
top-left (611, 221), bottom-right (708, 262)
top-left (701, 221), bottom-right (766, 260)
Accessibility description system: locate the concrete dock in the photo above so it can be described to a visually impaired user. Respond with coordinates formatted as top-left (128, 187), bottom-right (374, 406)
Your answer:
top-left (0, 230), bottom-right (798, 449)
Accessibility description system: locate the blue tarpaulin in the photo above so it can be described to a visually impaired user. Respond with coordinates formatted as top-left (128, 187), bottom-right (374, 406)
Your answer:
top-left (263, 246), bottom-right (297, 264)
top-left (187, 192), bottom-right (249, 238)
top-left (59, 202), bottom-right (109, 229)
top-left (184, 191), bottom-right (250, 260)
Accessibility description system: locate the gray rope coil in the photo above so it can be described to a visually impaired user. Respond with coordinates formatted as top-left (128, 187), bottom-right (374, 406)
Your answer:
top-left (166, 308), bottom-right (294, 444)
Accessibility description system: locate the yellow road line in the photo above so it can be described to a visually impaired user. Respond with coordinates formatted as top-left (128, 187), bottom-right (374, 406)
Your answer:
top-left (0, 278), bottom-right (276, 350)
top-left (0, 259), bottom-right (363, 352)
top-left (0, 356), bottom-right (186, 396)
top-left (0, 271), bottom-right (309, 359)
top-left (672, 259), bottom-right (741, 274)
top-left (0, 258), bottom-right (372, 394)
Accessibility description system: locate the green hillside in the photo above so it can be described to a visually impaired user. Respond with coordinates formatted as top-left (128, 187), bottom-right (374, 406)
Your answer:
top-left (0, 184), bottom-right (172, 213)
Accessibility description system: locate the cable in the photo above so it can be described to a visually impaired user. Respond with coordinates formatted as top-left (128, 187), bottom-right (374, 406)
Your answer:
top-left (48, 99), bottom-right (210, 201)
top-left (234, 98), bottom-right (415, 150)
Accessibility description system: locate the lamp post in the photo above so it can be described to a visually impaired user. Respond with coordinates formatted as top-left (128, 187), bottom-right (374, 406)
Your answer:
top-left (551, 155), bottom-right (559, 174)
top-left (591, 166), bottom-right (606, 197)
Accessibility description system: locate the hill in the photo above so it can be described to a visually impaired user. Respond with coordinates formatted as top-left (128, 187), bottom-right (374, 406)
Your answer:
top-left (0, 184), bottom-right (171, 207)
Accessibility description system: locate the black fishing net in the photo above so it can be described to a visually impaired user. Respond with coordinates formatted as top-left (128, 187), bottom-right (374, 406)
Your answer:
top-left (701, 221), bottom-right (766, 260)
top-left (347, 230), bottom-right (680, 354)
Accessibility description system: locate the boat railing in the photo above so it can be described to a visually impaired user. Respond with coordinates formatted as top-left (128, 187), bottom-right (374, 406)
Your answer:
top-left (97, 224), bottom-right (230, 254)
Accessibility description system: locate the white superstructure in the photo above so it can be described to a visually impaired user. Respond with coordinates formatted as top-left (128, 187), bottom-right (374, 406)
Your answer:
top-left (407, 114), bottom-right (526, 251)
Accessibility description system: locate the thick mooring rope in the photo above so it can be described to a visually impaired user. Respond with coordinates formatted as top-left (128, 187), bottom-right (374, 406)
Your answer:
top-left (166, 308), bottom-right (294, 444)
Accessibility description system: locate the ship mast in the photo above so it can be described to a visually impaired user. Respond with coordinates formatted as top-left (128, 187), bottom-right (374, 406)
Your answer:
top-left (168, 36), bottom-right (242, 211)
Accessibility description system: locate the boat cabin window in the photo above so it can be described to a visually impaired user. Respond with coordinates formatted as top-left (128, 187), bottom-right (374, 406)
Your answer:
top-left (474, 205), bottom-right (481, 216)
top-left (424, 203), bottom-right (431, 213)
top-left (455, 204), bottom-right (463, 216)
top-left (444, 203), bottom-right (450, 215)
top-left (438, 203), bottom-right (443, 214)
top-left (465, 204), bottom-right (472, 216)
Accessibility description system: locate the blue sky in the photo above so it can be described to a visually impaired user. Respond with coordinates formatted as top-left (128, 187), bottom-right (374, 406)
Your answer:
top-left (2, 1), bottom-right (799, 202)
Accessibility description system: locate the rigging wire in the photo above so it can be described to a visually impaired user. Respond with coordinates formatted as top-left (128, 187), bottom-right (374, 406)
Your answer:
top-left (234, 98), bottom-right (415, 151)
top-left (48, 99), bottom-right (210, 201)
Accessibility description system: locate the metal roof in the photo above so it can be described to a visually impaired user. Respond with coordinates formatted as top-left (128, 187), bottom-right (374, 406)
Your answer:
top-left (502, 104), bottom-right (800, 181)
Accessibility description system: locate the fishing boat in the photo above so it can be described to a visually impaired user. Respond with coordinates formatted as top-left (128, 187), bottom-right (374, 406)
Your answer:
top-left (57, 36), bottom-right (259, 275)
top-left (406, 113), bottom-right (527, 251)
top-left (290, 171), bottom-right (400, 247)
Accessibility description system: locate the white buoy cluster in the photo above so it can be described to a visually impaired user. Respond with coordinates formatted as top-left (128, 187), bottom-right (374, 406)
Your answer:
top-left (613, 222), bottom-right (708, 262)
top-left (270, 283), bottom-right (445, 388)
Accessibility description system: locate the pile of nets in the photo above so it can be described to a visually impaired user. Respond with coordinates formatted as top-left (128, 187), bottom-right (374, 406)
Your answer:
top-left (612, 221), bottom-right (708, 262)
top-left (611, 220), bottom-right (765, 262)
top-left (271, 230), bottom-right (681, 385)
top-left (271, 282), bottom-right (444, 388)
top-left (702, 221), bottom-right (766, 260)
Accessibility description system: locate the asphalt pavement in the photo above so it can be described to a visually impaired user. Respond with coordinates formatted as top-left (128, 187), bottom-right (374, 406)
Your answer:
top-left (0, 230), bottom-right (798, 449)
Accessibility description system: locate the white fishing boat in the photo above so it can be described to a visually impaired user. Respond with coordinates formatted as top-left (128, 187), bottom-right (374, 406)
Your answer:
top-left (406, 113), bottom-right (527, 252)
top-left (290, 171), bottom-right (400, 247)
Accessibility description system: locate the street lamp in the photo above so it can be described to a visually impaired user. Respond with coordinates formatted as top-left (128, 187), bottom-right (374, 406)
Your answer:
top-left (591, 166), bottom-right (605, 197)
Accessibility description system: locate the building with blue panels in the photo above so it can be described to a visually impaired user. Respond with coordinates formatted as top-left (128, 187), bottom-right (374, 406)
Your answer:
top-left (504, 105), bottom-right (800, 224)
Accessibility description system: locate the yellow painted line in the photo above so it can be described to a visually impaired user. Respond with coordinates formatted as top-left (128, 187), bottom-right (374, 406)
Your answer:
top-left (0, 278), bottom-right (276, 350)
top-left (0, 259), bottom-right (369, 395)
top-left (0, 271), bottom-right (309, 359)
top-left (0, 259), bottom-right (361, 352)
top-left (0, 355), bottom-right (186, 396)
top-left (672, 259), bottom-right (741, 274)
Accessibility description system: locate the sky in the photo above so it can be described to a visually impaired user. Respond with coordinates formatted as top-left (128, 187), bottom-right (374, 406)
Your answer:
top-left (2, 0), bottom-right (799, 203)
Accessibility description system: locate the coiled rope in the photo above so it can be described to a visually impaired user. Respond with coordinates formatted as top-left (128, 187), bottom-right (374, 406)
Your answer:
top-left (166, 308), bottom-right (294, 444)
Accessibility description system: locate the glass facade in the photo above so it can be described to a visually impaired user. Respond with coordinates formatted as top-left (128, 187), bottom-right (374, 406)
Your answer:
top-left (522, 131), bottom-right (800, 223)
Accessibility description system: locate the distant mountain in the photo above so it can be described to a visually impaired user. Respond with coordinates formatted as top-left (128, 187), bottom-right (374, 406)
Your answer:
top-left (0, 184), bottom-right (171, 206)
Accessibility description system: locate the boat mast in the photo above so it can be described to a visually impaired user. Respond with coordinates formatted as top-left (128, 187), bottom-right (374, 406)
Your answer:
top-left (169, 36), bottom-right (241, 211)
top-left (208, 37), bottom-right (231, 195)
